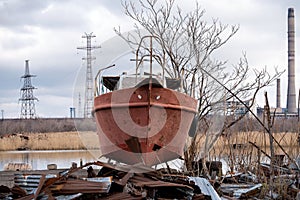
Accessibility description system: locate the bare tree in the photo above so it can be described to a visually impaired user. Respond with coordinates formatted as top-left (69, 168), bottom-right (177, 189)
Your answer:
top-left (115, 0), bottom-right (283, 173)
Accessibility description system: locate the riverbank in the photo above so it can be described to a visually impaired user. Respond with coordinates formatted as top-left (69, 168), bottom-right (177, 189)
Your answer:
top-left (0, 131), bottom-right (100, 151)
top-left (0, 118), bottom-right (96, 135)
top-left (0, 131), bottom-right (298, 153)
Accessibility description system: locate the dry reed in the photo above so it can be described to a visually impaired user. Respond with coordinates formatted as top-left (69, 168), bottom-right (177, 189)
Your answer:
top-left (0, 131), bottom-right (99, 151)
top-left (1, 131), bottom-right (298, 159)
top-left (207, 131), bottom-right (299, 155)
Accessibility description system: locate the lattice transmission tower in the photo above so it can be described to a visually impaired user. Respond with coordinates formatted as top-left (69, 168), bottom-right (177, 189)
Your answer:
top-left (78, 92), bottom-right (82, 118)
top-left (19, 60), bottom-right (38, 119)
top-left (77, 32), bottom-right (100, 118)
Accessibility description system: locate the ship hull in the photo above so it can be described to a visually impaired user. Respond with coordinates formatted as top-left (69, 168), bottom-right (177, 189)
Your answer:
top-left (93, 86), bottom-right (197, 166)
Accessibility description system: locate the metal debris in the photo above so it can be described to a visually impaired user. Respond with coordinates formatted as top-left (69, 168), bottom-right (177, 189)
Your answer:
top-left (4, 163), bottom-right (32, 171)
top-left (189, 177), bottom-right (221, 200)
top-left (14, 174), bottom-right (56, 194)
top-left (0, 161), bottom-right (222, 199)
top-left (8, 158), bottom-right (300, 199)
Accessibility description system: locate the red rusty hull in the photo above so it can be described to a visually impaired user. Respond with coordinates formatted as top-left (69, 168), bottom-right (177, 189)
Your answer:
top-left (93, 86), bottom-right (197, 166)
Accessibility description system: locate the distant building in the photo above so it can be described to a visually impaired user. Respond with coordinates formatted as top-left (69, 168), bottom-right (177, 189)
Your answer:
top-left (256, 107), bottom-right (299, 118)
top-left (225, 99), bottom-right (255, 118)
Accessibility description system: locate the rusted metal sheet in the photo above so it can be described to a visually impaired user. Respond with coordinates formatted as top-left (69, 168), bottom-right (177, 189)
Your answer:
top-left (101, 192), bottom-right (143, 200)
top-left (10, 184), bottom-right (27, 198)
top-left (51, 177), bottom-right (112, 194)
top-left (126, 176), bottom-right (194, 199)
top-left (135, 180), bottom-right (193, 189)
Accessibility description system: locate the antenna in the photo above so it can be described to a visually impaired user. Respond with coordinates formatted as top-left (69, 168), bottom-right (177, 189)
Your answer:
top-left (77, 32), bottom-right (101, 118)
top-left (19, 60), bottom-right (38, 119)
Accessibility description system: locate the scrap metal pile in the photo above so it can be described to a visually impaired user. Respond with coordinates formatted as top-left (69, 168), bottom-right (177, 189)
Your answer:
top-left (2, 157), bottom-right (300, 199)
top-left (0, 161), bottom-right (220, 200)
top-left (218, 159), bottom-right (300, 199)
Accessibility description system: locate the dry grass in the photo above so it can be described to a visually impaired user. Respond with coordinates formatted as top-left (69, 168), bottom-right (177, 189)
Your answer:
top-left (187, 131), bottom-right (300, 174)
top-left (1, 131), bottom-right (298, 158)
top-left (214, 131), bottom-right (298, 152)
top-left (192, 131), bottom-right (299, 155)
top-left (202, 131), bottom-right (300, 174)
top-left (0, 131), bottom-right (100, 151)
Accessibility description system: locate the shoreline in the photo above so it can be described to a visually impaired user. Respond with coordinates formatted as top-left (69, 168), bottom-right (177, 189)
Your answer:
top-left (0, 131), bottom-right (100, 151)
top-left (0, 131), bottom-right (298, 152)
top-left (0, 149), bottom-right (90, 153)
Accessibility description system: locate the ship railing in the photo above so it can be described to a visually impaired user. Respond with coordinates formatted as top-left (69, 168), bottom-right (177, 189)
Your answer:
top-left (135, 35), bottom-right (166, 88)
top-left (94, 64), bottom-right (115, 97)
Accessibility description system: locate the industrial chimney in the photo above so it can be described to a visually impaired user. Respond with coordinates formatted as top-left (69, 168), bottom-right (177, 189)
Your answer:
top-left (276, 79), bottom-right (281, 108)
top-left (287, 8), bottom-right (297, 113)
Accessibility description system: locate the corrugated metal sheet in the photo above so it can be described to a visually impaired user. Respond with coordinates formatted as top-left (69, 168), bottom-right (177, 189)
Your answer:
top-left (14, 173), bottom-right (57, 194)
top-left (189, 177), bottom-right (221, 200)
top-left (233, 183), bottom-right (262, 198)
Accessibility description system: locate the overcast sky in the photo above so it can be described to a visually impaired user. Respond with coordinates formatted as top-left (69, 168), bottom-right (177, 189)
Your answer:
top-left (0, 0), bottom-right (299, 118)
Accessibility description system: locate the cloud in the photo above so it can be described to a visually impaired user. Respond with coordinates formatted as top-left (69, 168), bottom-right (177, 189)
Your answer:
top-left (37, 94), bottom-right (73, 117)
top-left (0, 0), bottom-right (49, 29)
top-left (0, 102), bottom-right (19, 119)
top-left (0, 0), bottom-right (91, 31)
top-left (0, 0), bottom-right (299, 117)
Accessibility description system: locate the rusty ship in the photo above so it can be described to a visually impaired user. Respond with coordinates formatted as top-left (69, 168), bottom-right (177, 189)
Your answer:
top-left (93, 36), bottom-right (197, 166)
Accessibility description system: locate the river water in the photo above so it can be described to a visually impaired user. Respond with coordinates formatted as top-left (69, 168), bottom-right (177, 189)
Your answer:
top-left (0, 150), bottom-right (103, 171)
top-left (0, 150), bottom-right (232, 174)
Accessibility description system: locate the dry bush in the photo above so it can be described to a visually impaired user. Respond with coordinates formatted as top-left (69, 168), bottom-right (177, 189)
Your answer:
top-left (0, 134), bottom-right (24, 150)
top-left (0, 118), bottom-right (96, 135)
top-left (199, 131), bottom-right (299, 174)
top-left (0, 131), bottom-right (99, 151)
top-left (229, 117), bottom-right (299, 133)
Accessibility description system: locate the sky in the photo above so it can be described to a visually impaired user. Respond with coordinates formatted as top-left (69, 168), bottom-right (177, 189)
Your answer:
top-left (0, 0), bottom-right (299, 118)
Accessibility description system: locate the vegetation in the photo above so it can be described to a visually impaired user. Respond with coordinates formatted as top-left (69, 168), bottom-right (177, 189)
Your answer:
top-left (0, 118), bottom-right (96, 135)
top-left (117, 0), bottom-right (284, 172)
top-left (0, 131), bottom-right (99, 151)
top-left (116, 3), bottom-right (300, 197)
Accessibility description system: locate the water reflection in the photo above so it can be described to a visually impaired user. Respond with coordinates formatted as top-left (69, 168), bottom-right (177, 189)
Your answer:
top-left (0, 150), bottom-right (236, 174)
top-left (0, 150), bottom-right (101, 171)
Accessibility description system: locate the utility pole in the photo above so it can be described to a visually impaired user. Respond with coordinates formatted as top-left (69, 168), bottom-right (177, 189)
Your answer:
top-left (70, 107), bottom-right (76, 118)
top-left (19, 60), bottom-right (38, 119)
top-left (77, 32), bottom-right (100, 118)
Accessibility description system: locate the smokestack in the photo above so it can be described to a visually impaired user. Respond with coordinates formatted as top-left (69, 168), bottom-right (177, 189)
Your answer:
top-left (276, 79), bottom-right (281, 108)
top-left (287, 8), bottom-right (297, 113)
